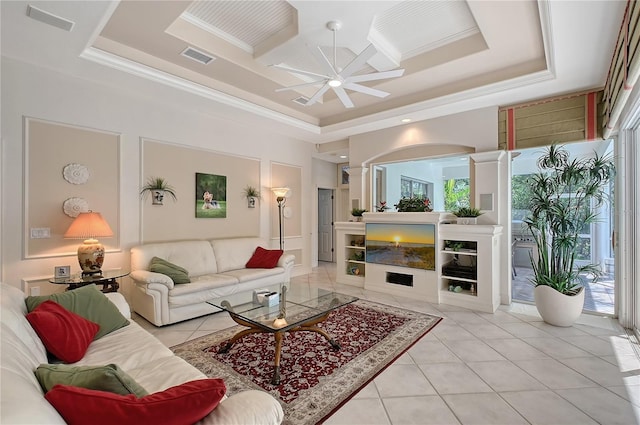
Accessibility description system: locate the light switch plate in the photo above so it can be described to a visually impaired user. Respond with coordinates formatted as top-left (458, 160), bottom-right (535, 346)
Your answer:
top-left (30, 228), bottom-right (50, 238)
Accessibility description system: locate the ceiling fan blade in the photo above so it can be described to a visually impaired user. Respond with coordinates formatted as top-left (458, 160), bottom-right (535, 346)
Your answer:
top-left (312, 46), bottom-right (338, 77)
top-left (275, 81), bottom-right (327, 92)
top-left (306, 83), bottom-right (331, 106)
top-left (343, 82), bottom-right (390, 98)
top-left (347, 68), bottom-right (405, 83)
top-left (339, 44), bottom-right (378, 79)
top-left (270, 64), bottom-right (330, 80)
top-left (333, 86), bottom-right (355, 108)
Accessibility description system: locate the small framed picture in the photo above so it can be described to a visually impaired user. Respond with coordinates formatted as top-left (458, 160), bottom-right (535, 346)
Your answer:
top-left (54, 265), bottom-right (71, 279)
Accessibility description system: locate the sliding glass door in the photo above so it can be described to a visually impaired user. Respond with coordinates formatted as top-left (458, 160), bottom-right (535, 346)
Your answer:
top-left (510, 140), bottom-right (616, 315)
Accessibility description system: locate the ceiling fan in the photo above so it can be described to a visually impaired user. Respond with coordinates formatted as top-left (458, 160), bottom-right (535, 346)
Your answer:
top-left (271, 20), bottom-right (405, 108)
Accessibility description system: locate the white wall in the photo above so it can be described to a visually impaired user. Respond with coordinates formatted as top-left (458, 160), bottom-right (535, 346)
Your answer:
top-left (1, 57), bottom-right (316, 293)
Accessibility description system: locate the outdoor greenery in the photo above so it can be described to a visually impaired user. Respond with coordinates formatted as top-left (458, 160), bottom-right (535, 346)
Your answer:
top-left (394, 196), bottom-right (433, 212)
top-left (524, 144), bottom-right (614, 295)
top-left (444, 178), bottom-right (470, 211)
top-left (140, 177), bottom-right (177, 201)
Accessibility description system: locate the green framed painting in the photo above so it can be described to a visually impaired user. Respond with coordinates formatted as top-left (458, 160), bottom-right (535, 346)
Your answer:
top-left (195, 172), bottom-right (227, 218)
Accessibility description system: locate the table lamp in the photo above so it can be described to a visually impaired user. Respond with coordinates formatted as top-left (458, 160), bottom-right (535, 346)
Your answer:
top-left (64, 211), bottom-right (113, 275)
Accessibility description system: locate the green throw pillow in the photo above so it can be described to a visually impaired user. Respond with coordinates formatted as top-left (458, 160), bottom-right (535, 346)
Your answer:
top-left (25, 284), bottom-right (129, 340)
top-left (149, 257), bottom-right (190, 284)
top-left (35, 363), bottom-right (148, 397)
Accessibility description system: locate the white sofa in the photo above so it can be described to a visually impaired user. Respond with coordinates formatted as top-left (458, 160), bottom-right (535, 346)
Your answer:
top-left (130, 238), bottom-right (295, 326)
top-left (0, 282), bottom-right (284, 424)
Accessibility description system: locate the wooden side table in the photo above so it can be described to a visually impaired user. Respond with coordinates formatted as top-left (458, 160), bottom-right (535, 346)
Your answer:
top-left (49, 270), bottom-right (129, 293)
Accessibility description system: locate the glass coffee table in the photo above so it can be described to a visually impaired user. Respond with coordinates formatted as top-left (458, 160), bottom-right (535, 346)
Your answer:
top-left (207, 283), bottom-right (358, 385)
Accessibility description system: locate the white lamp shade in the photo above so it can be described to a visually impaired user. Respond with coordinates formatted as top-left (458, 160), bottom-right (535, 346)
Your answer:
top-left (271, 187), bottom-right (290, 198)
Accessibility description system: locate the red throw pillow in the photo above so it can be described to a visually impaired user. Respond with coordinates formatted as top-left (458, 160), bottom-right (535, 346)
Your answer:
top-left (45, 379), bottom-right (227, 425)
top-left (26, 300), bottom-right (99, 363)
top-left (246, 246), bottom-right (283, 269)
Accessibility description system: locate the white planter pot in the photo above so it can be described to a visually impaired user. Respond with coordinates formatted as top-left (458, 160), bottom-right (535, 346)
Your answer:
top-left (456, 217), bottom-right (478, 225)
top-left (534, 285), bottom-right (585, 327)
top-left (151, 189), bottom-right (165, 205)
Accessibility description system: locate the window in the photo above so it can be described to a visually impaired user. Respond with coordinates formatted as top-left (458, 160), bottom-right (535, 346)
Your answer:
top-left (401, 176), bottom-right (431, 198)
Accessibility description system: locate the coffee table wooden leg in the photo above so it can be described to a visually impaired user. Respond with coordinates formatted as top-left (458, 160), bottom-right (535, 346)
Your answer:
top-left (271, 332), bottom-right (284, 385)
top-left (218, 328), bottom-right (264, 353)
top-left (290, 311), bottom-right (341, 349)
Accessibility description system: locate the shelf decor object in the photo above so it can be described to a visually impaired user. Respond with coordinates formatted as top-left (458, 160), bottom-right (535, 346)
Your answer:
top-left (140, 176), bottom-right (177, 206)
top-left (62, 197), bottom-right (89, 218)
top-left (243, 185), bottom-right (260, 208)
top-left (64, 211), bottom-right (113, 275)
top-left (62, 163), bottom-right (89, 185)
top-left (271, 187), bottom-right (290, 250)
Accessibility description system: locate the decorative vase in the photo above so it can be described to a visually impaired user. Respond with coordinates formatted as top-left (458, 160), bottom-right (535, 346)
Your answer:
top-left (534, 285), bottom-right (585, 327)
top-left (247, 196), bottom-right (257, 208)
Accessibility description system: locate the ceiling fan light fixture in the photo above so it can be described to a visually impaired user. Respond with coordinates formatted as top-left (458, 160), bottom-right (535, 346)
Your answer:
top-left (272, 19), bottom-right (404, 109)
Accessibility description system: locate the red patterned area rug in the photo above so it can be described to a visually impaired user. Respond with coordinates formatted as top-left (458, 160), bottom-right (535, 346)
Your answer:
top-left (172, 299), bottom-right (442, 425)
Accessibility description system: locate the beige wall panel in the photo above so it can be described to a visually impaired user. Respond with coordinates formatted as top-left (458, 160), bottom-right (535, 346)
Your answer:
top-left (141, 139), bottom-right (260, 242)
top-left (270, 162), bottom-right (302, 241)
top-left (25, 118), bottom-right (120, 258)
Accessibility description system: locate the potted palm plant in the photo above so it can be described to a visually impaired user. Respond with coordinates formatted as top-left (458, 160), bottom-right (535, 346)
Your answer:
top-left (524, 144), bottom-right (614, 326)
top-left (140, 177), bottom-right (177, 205)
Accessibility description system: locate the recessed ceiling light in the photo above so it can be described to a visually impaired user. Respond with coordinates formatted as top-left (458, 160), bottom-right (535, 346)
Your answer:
top-left (339, 155), bottom-right (347, 159)
top-left (401, 118), bottom-right (412, 123)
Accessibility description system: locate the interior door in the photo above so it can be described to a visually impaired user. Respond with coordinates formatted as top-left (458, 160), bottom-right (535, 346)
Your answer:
top-left (318, 188), bottom-right (334, 262)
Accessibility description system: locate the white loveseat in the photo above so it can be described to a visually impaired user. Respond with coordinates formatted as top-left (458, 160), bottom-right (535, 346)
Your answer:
top-left (130, 238), bottom-right (295, 326)
top-left (0, 282), bottom-right (284, 424)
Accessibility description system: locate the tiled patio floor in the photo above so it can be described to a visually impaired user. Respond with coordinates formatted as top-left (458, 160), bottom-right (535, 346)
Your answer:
top-left (512, 266), bottom-right (615, 315)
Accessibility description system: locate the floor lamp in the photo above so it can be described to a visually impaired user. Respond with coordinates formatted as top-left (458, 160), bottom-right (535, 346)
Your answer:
top-left (271, 187), bottom-right (289, 250)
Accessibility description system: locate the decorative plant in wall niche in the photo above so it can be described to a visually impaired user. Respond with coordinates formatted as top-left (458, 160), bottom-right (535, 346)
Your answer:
top-left (243, 185), bottom-right (260, 208)
top-left (140, 177), bottom-right (177, 205)
top-left (351, 208), bottom-right (367, 221)
top-left (453, 207), bottom-right (482, 224)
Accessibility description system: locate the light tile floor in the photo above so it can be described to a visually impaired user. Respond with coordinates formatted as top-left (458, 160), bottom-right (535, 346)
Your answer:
top-left (135, 263), bottom-right (640, 425)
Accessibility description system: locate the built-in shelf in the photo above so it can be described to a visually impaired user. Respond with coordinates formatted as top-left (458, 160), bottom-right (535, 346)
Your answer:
top-left (336, 222), bottom-right (366, 286)
top-left (336, 217), bottom-right (502, 313)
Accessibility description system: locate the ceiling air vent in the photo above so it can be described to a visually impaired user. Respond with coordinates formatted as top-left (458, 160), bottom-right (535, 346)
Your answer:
top-left (27, 5), bottom-right (74, 31)
top-left (181, 47), bottom-right (215, 65)
top-left (292, 96), bottom-right (309, 106)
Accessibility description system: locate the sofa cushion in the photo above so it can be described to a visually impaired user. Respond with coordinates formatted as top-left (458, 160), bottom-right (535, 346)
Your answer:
top-left (131, 241), bottom-right (218, 276)
top-left (26, 301), bottom-right (99, 363)
top-left (36, 364), bottom-right (148, 397)
top-left (149, 257), bottom-right (190, 284)
top-left (25, 284), bottom-right (129, 340)
top-left (210, 237), bottom-right (266, 272)
top-left (246, 247), bottom-right (283, 269)
top-left (45, 379), bottom-right (226, 425)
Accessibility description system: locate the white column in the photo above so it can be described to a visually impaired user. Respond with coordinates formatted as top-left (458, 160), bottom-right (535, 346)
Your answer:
top-left (470, 151), bottom-right (511, 305)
